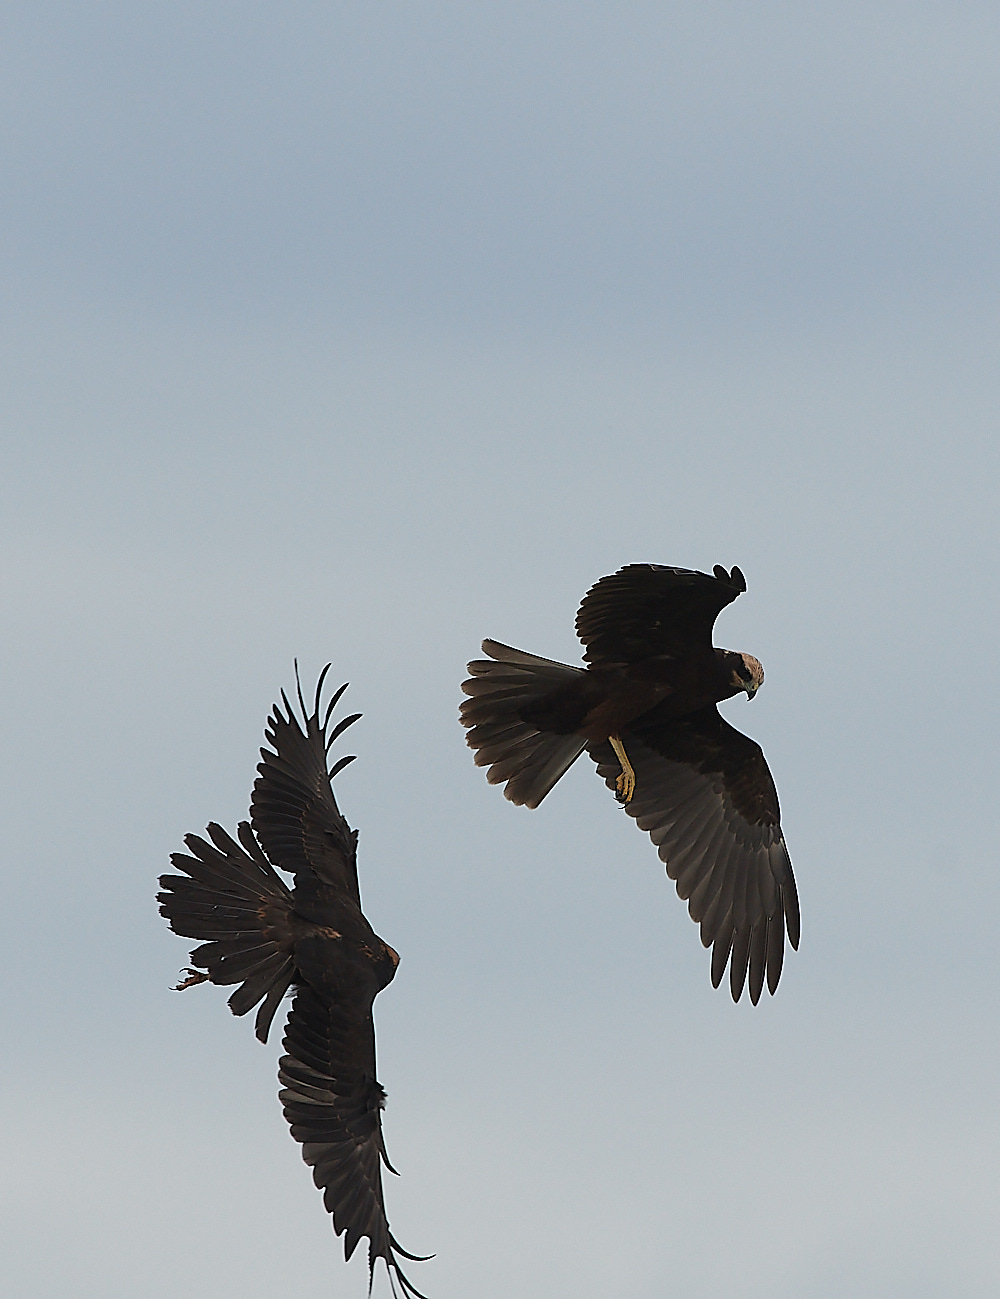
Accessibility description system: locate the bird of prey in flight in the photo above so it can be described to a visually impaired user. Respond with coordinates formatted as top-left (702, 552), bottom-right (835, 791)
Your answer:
top-left (461, 563), bottom-right (799, 1004)
top-left (158, 668), bottom-right (428, 1299)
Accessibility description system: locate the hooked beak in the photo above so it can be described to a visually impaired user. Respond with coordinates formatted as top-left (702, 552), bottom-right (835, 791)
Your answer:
top-left (744, 683), bottom-right (758, 700)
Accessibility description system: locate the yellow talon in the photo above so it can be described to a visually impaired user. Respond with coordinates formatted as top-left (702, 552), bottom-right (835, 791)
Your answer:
top-left (609, 734), bottom-right (636, 803)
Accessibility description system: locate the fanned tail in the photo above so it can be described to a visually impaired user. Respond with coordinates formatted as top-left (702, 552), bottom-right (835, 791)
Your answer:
top-left (460, 639), bottom-right (587, 808)
top-left (157, 820), bottom-right (296, 1043)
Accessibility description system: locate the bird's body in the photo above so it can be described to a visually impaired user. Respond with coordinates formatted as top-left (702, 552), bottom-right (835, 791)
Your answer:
top-left (158, 669), bottom-right (426, 1299)
top-left (461, 563), bottom-right (797, 1004)
top-left (521, 645), bottom-right (754, 740)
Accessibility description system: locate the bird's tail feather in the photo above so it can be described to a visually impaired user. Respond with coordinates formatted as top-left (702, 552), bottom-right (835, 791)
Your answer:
top-left (157, 820), bottom-right (296, 1043)
top-left (460, 639), bottom-right (586, 808)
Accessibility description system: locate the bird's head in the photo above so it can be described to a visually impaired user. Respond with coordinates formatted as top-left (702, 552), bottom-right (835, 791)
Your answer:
top-left (732, 653), bottom-right (764, 700)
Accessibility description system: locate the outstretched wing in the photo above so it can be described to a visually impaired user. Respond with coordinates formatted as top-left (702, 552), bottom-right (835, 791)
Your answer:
top-left (251, 665), bottom-right (363, 903)
top-left (280, 984), bottom-right (429, 1299)
top-left (576, 563), bottom-right (746, 666)
top-left (590, 703), bottom-right (799, 1003)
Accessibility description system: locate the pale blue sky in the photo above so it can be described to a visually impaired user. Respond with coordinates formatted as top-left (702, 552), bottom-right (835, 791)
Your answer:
top-left (2, 5), bottom-right (998, 1296)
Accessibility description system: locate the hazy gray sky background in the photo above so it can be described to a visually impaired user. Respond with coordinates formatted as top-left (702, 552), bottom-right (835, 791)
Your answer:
top-left (2, 4), bottom-right (998, 1296)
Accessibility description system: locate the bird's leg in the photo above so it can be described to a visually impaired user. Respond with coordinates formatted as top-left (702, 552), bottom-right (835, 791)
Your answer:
top-left (609, 733), bottom-right (636, 804)
top-left (174, 967), bottom-right (210, 991)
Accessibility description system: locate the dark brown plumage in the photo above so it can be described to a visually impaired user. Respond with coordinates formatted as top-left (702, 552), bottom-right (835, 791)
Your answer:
top-left (158, 668), bottom-right (427, 1298)
top-left (460, 563), bottom-right (799, 1003)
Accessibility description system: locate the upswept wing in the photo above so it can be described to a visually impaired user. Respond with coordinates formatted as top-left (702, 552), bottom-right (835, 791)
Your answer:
top-left (590, 703), bottom-right (799, 1003)
top-left (280, 984), bottom-right (429, 1299)
top-left (251, 665), bottom-right (363, 903)
top-left (575, 563), bottom-right (746, 666)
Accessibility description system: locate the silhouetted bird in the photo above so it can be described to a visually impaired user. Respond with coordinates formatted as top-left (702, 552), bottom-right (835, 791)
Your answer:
top-left (461, 563), bottom-right (798, 1004)
top-left (158, 668), bottom-right (428, 1298)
